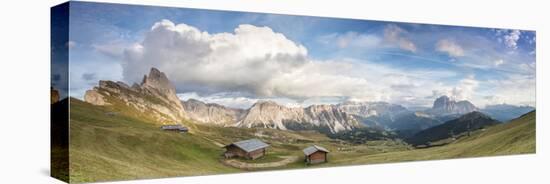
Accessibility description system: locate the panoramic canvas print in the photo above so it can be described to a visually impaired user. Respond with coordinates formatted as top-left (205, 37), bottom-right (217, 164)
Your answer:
top-left (51, 1), bottom-right (536, 183)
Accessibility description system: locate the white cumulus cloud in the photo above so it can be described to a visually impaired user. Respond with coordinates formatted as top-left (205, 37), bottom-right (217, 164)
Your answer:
top-left (384, 24), bottom-right (417, 52)
top-left (431, 75), bottom-right (479, 102)
top-left (493, 59), bottom-right (504, 67)
top-left (122, 20), bottom-right (382, 101)
top-left (120, 20), bottom-right (458, 107)
top-left (436, 39), bottom-right (464, 57)
top-left (318, 31), bottom-right (381, 49)
top-left (504, 29), bottom-right (521, 49)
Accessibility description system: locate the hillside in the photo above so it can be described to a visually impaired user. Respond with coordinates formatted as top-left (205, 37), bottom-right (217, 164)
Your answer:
top-left (406, 111), bottom-right (500, 146)
top-left (330, 110), bottom-right (535, 165)
top-left (67, 96), bottom-right (535, 182)
top-left (68, 98), bottom-right (238, 182)
top-left (68, 97), bottom-right (413, 182)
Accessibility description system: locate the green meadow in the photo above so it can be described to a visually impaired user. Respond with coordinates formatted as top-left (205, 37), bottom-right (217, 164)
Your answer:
top-left (67, 99), bottom-right (535, 183)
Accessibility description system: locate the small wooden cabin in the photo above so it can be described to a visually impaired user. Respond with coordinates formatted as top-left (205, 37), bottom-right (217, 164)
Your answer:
top-left (160, 124), bottom-right (188, 133)
top-left (224, 139), bottom-right (269, 160)
top-left (303, 145), bottom-right (329, 164)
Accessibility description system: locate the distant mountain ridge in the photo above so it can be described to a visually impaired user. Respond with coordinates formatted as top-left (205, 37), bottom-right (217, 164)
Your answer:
top-left (83, 68), bottom-right (361, 133)
top-left (83, 68), bottom-right (533, 135)
top-left (182, 99), bottom-right (245, 126)
top-left (236, 101), bottom-right (360, 134)
top-left (481, 104), bottom-right (535, 122)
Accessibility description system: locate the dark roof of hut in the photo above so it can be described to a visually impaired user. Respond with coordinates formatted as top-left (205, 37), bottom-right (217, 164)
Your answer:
top-left (161, 124), bottom-right (188, 131)
top-left (226, 139), bottom-right (269, 153)
top-left (303, 145), bottom-right (330, 156)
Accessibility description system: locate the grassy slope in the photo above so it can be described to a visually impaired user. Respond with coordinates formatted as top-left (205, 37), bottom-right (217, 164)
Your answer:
top-left (68, 97), bottom-right (535, 182)
top-left (69, 99), bottom-right (239, 183)
top-left (329, 111), bottom-right (535, 165)
top-left (68, 98), bottom-right (409, 182)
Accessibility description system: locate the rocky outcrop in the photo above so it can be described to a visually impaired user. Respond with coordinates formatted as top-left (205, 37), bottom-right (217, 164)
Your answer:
top-left (140, 68), bottom-right (182, 108)
top-left (428, 96), bottom-right (478, 115)
top-left (303, 104), bottom-right (360, 133)
top-left (84, 89), bottom-right (110, 106)
top-left (84, 68), bottom-right (187, 124)
top-left (182, 99), bottom-right (245, 126)
top-left (236, 101), bottom-right (360, 133)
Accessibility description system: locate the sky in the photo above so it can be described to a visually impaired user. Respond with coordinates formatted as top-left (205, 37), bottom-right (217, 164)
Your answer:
top-left (58, 1), bottom-right (536, 109)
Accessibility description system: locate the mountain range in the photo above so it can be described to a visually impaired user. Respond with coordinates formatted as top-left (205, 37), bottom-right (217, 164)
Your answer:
top-left (84, 68), bottom-right (534, 135)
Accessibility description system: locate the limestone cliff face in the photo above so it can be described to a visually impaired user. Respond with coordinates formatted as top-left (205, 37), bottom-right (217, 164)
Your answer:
top-left (83, 89), bottom-right (109, 106)
top-left (82, 68), bottom-right (363, 133)
top-left (140, 68), bottom-right (182, 108)
top-left (84, 68), bottom-right (187, 124)
top-left (303, 104), bottom-right (360, 133)
top-left (236, 101), bottom-right (360, 133)
top-left (182, 99), bottom-right (245, 126)
top-left (236, 101), bottom-right (304, 130)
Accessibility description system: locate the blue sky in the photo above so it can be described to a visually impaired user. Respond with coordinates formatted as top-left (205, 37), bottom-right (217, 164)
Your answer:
top-left (60, 1), bottom-right (536, 109)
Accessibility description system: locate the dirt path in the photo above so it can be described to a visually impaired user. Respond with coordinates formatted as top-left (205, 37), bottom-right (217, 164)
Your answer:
top-left (222, 156), bottom-right (299, 169)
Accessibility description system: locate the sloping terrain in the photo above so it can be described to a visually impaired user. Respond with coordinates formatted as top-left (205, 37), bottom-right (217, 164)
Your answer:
top-left (331, 111), bottom-right (535, 165)
top-left (69, 99), bottom-right (237, 182)
top-left (68, 97), bottom-right (535, 182)
top-left (68, 97), bottom-right (411, 182)
top-left (406, 111), bottom-right (500, 146)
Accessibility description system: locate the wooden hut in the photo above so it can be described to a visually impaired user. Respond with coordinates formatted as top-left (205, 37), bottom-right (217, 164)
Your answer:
top-left (303, 145), bottom-right (329, 164)
top-left (224, 139), bottom-right (269, 160)
top-left (160, 124), bottom-right (188, 133)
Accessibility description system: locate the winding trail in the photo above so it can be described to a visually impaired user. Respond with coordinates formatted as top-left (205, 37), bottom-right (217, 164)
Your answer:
top-left (222, 156), bottom-right (299, 169)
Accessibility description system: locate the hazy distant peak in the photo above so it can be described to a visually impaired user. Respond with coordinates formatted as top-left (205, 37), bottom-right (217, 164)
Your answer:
top-left (431, 95), bottom-right (477, 115)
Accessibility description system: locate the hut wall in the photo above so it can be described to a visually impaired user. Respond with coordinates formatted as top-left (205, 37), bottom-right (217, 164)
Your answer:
top-left (308, 151), bottom-right (326, 164)
top-left (247, 148), bottom-right (266, 160)
top-left (225, 145), bottom-right (247, 158)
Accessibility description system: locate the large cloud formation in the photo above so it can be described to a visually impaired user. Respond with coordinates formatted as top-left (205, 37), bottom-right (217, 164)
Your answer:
top-left (119, 20), bottom-right (534, 108)
top-left (123, 19), bottom-right (384, 101)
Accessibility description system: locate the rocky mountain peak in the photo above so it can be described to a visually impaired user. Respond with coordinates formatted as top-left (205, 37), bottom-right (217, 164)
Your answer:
top-left (185, 98), bottom-right (203, 104)
top-left (433, 95), bottom-right (451, 109)
top-left (430, 95), bottom-right (477, 115)
top-left (182, 98), bottom-right (245, 126)
top-left (141, 68), bottom-right (176, 94)
top-left (252, 100), bottom-right (283, 107)
top-left (84, 68), bottom-right (187, 123)
top-left (236, 100), bottom-right (359, 133)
